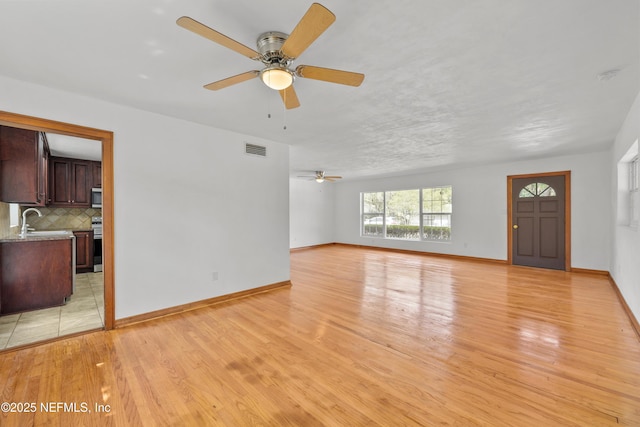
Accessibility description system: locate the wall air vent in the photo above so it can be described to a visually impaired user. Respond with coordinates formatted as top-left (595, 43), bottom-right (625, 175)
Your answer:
top-left (245, 143), bottom-right (267, 157)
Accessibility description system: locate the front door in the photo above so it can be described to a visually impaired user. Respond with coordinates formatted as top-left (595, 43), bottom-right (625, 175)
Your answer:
top-left (510, 173), bottom-right (568, 270)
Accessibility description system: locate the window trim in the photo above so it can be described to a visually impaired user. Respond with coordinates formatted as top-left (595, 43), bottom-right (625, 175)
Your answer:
top-left (361, 186), bottom-right (452, 242)
top-left (630, 155), bottom-right (639, 192)
top-left (630, 155), bottom-right (639, 228)
top-left (361, 192), bottom-right (386, 238)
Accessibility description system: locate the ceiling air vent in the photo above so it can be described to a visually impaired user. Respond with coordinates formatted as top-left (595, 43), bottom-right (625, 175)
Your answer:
top-left (245, 143), bottom-right (267, 157)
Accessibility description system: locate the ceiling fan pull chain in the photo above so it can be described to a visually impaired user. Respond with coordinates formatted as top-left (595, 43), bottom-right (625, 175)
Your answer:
top-left (267, 82), bottom-right (272, 119)
top-left (283, 90), bottom-right (287, 130)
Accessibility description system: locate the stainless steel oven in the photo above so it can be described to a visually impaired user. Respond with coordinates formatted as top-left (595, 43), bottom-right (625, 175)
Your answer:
top-left (92, 216), bottom-right (103, 272)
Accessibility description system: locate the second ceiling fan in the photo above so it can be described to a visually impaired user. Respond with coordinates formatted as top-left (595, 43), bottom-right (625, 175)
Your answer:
top-left (177, 3), bottom-right (364, 109)
top-left (298, 171), bottom-right (342, 183)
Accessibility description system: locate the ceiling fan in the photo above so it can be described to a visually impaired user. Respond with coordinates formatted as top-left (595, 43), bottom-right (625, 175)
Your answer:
top-left (177, 3), bottom-right (364, 109)
top-left (299, 171), bottom-right (342, 183)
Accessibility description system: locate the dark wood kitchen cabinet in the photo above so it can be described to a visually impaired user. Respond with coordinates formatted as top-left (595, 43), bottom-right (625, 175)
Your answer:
top-left (92, 161), bottom-right (102, 188)
top-left (0, 237), bottom-right (73, 315)
top-left (48, 156), bottom-right (92, 207)
top-left (0, 126), bottom-right (49, 206)
top-left (73, 230), bottom-right (94, 273)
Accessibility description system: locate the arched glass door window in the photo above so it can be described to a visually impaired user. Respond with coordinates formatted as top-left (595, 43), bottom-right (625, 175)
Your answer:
top-left (518, 182), bottom-right (557, 198)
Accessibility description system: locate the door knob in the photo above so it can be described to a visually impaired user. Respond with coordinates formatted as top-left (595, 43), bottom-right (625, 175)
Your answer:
top-left (513, 224), bottom-right (519, 229)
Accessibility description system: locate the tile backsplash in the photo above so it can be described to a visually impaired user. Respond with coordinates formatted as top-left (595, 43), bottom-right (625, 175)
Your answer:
top-left (23, 207), bottom-right (101, 230)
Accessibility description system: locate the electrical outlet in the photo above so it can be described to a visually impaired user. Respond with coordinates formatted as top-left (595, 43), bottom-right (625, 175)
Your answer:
top-left (212, 271), bottom-right (219, 282)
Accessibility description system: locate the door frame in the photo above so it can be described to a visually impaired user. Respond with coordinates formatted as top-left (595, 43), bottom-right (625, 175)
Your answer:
top-left (507, 170), bottom-right (571, 271)
top-left (0, 110), bottom-right (115, 330)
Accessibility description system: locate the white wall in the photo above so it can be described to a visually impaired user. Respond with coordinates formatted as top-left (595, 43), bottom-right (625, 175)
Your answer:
top-left (331, 151), bottom-right (611, 270)
top-left (611, 90), bottom-right (640, 322)
top-left (0, 75), bottom-right (290, 319)
top-left (289, 179), bottom-right (335, 248)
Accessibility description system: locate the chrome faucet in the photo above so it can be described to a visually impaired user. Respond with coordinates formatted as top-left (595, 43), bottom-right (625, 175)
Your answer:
top-left (20, 208), bottom-right (42, 237)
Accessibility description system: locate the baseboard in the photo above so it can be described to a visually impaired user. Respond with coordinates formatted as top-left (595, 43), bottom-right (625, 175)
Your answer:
top-left (607, 274), bottom-right (640, 341)
top-left (290, 243), bottom-right (337, 252)
top-left (570, 267), bottom-right (609, 276)
top-left (115, 280), bottom-right (292, 329)
top-left (332, 242), bottom-right (507, 264)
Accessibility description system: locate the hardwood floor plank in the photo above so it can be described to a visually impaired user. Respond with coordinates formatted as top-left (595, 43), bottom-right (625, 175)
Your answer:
top-left (0, 245), bottom-right (639, 425)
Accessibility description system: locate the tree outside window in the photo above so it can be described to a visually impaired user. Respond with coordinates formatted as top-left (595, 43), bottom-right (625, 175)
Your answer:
top-left (386, 189), bottom-right (420, 239)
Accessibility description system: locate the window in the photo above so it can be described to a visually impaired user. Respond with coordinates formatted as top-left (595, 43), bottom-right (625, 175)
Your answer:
top-left (518, 182), bottom-right (556, 198)
top-left (361, 186), bottom-right (452, 241)
top-left (422, 187), bottom-right (452, 240)
top-left (631, 155), bottom-right (639, 228)
top-left (362, 192), bottom-right (384, 237)
top-left (386, 189), bottom-right (420, 239)
top-left (9, 203), bottom-right (19, 227)
top-left (618, 140), bottom-right (639, 228)
top-left (631, 156), bottom-right (639, 191)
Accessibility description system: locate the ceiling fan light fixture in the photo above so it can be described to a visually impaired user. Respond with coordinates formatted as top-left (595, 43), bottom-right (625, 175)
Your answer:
top-left (261, 66), bottom-right (294, 90)
top-left (178, 4), bottom-right (364, 109)
top-left (315, 177), bottom-right (325, 183)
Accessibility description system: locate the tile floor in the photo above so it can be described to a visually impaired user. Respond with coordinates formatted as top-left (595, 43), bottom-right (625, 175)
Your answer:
top-left (0, 272), bottom-right (104, 349)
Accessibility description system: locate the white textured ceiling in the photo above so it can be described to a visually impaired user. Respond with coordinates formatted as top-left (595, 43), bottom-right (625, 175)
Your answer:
top-left (45, 133), bottom-right (102, 161)
top-left (0, 0), bottom-right (638, 180)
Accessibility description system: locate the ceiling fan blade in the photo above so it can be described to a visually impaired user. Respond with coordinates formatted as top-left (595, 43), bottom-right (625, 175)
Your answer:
top-left (279, 85), bottom-right (301, 109)
top-left (296, 65), bottom-right (364, 87)
top-left (324, 176), bottom-right (342, 180)
top-left (204, 71), bottom-right (259, 91)
top-left (177, 16), bottom-right (261, 60)
top-left (280, 3), bottom-right (336, 59)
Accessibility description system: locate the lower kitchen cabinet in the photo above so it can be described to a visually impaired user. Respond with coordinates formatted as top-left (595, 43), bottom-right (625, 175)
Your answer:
top-left (73, 230), bottom-right (94, 273)
top-left (0, 238), bottom-right (74, 315)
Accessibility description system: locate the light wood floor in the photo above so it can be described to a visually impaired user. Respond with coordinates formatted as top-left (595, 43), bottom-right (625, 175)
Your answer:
top-left (1, 245), bottom-right (639, 426)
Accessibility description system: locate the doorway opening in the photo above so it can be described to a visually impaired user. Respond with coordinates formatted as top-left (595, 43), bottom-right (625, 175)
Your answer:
top-left (0, 111), bottom-right (114, 349)
top-left (507, 171), bottom-right (571, 271)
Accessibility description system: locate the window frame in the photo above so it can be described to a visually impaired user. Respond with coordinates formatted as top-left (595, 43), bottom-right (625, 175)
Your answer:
top-left (360, 186), bottom-right (452, 242)
top-left (631, 155), bottom-right (639, 192)
top-left (385, 188), bottom-right (421, 240)
top-left (630, 155), bottom-right (639, 228)
top-left (361, 192), bottom-right (386, 237)
top-left (421, 186), bottom-right (453, 241)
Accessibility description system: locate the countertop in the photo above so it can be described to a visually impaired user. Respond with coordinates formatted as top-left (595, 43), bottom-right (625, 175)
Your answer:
top-left (30, 227), bottom-right (93, 232)
top-left (0, 231), bottom-right (75, 243)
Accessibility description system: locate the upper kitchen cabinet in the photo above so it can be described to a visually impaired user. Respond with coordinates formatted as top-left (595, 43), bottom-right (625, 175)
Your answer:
top-left (48, 156), bottom-right (92, 207)
top-left (0, 126), bottom-right (50, 206)
top-left (92, 160), bottom-right (101, 188)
